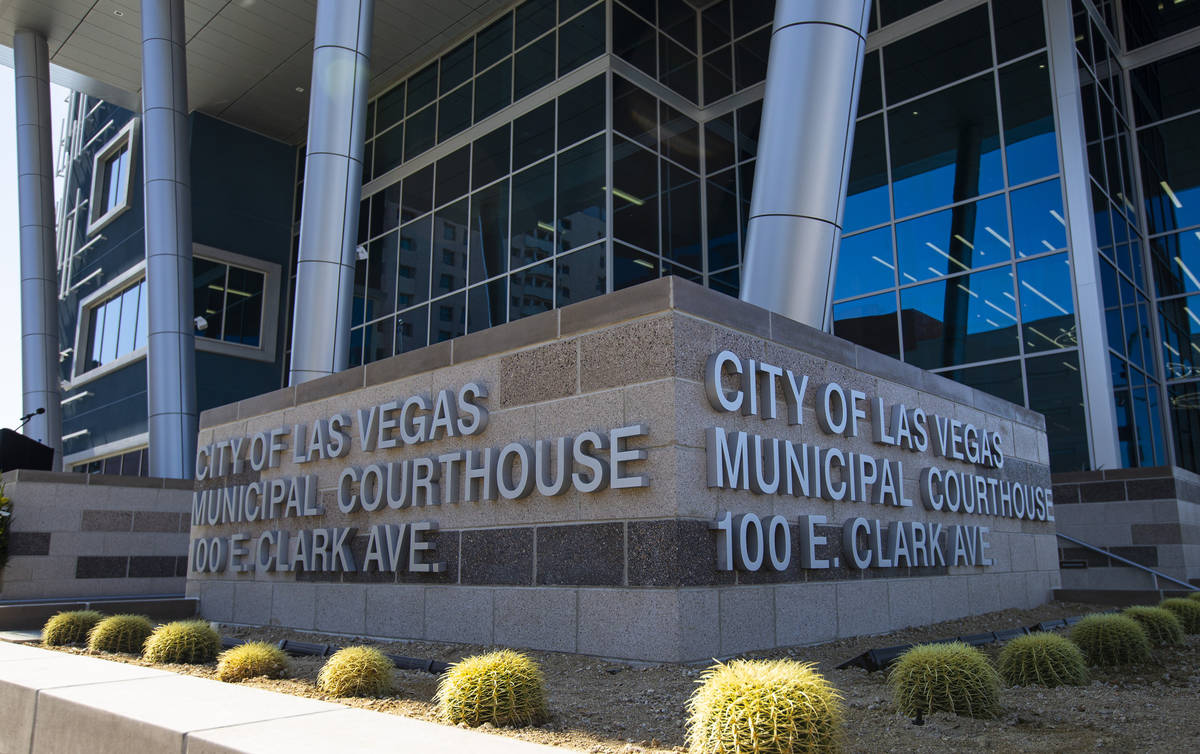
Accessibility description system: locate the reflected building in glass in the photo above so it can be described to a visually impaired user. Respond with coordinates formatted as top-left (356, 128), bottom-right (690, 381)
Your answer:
top-left (15, 0), bottom-right (1200, 480)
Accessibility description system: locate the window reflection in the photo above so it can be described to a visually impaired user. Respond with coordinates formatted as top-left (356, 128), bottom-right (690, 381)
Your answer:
top-left (835, 227), bottom-right (894, 300)
top-left (901, 267), bottom-right (1018, 370)
top-left (896, 195), bottom-right (1010, 283)
top-left (1011, 179), bottom-right (1067, 258)
top-left (833, 292), bottom-right (900, 360)
top-left (1028, 352), bottom-right (1088, 471)
top-left (999, 54), bottom-right (1057, 186)
top-left (1017, 253), bottom-right (1075, 354)
top-left (941, 359), bottom-right (1023, 405)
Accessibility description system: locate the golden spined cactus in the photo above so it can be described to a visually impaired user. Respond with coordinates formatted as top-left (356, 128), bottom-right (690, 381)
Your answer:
top-left (42, 610), bottom-right (103, 646)
top-left (1069, 613), bottom-right (1151, 666)
top-left (317, 646), bottom-right (394, 698)
top-left (997, 632), bottom-right (1088, 688)
top-left (1121, 606), bottom-right (1184, 647)
top-left (216, 641), bottom-right (290, 682)
top-left (685, 659), bottom-right (844, 754)
top-left (888, 642), bottom-right (1001, 719)
top-left (435, 649), bottom-right (549, 728)
top-left (1188, 591), bottom-right (1200, 603)
top-left (1159, 597), bottom-right (1200, 634)
top-left (87, 614), bottom-right (153, 654)
top-left (142, 620), bottom-right (222, 664)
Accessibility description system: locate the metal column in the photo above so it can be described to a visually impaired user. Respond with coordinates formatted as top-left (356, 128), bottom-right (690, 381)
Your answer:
top-left (739, 0), bottom-right (872, 329)
top-left (12, 29), bottom-right (62, 465)
top-left (289, 0), bottom-right (373, 385)
top-left (1045, 0), bottom-right (1121, 469)
top-left (141, 0), bottom-right (197, 478)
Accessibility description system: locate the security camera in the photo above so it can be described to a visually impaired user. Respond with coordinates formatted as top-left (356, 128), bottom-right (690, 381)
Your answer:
top-left (194, 315), bottom-right (208, 331)
top-left (356, 244), bottom-right (369, 261)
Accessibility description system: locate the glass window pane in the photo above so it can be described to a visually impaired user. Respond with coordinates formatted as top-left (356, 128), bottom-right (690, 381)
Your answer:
top-left (883, 6), bottom-right (991, 104)
top-left (1114, 386), bottom-right (1134, 467)
top-left (833, 291), bottom-right (900, 360)
top-left (433, 199), bottom-right (468, 294)
top-left (661, 105), bottom-right (699, 173)
top-left (706, 167), bottom-right (738, 270)
top-left (467, 277), bottom-right (507, 333)
top-left (559, 5), bottom-right (605, 76)
top-left (513, 101), bottom-right (555, 169)
top-left (557, 242), bottom-right (606, 307)
top-left (222, 266), bottom-right (264, 346)
top-left (134, 280), bottom-right (147, 349)
top-left (879, 0), bottom-right (940, 27)
top-left (509, 259), bottom-right (554, 320)
top-left (370, 182), bottom-right (401, 239)
top-left (942, 359), bottom-right (1024, 405)
top-left (437, 82), bottom-right (473, 142)
top-left (702, 1), bottom-right (731, 52)
top-left (1017, 252), bottom-right (1075, 354)
top-left (510, 159), bottom-right (555, 268)
top-left (660, 0), bottom-right (695, 48)
top-left (889, 73), bottom-right (1002, 218)
top-left (1139, 112), bottom-right (1200, 235)
top-left (859, 50), bottom-right (881, 116)
top-left (1151, 231), bottom-right (1200, 298)
top-left (900, 266), bottom-right (1018, 369)
top-left (363, 315), bottom-right (395, 364)
top-left (845, 114), bottom-right (889, 232)
top-left (515, 0), bottom-right (555, 48)
top-left (703, 46), bottom-right (733, 105)
top-left (709, 266), bottom-right (738, 297)
top-left (404, 105), bottom-right (435, 161)
top-left (1124, 0), bottom-right (1200, 49)
top-left (1132, 386), bottom-right (1157, 466)
top-left (116, 283), bottom-right (140, 356)
top-left (614, 4), bottom-right (656, 77)
top-left (473, 125), bottom-right (510, 190)
top-left (704, 113), bottom-right (735, 173)
top-left (440, 39), bottom-right (474, 95)
top-left (407, 64), bottom-right (438, 115)
top-left (613, 243), bottom-right (659, 290)
top-left (896, 194), bottom-right (1010, 283)
top-left (614, 75), bottom-right (657, 149)
top-left (432, 291), bottom-right (466, 343)
top-left (398, 216), bottom-right (433, 307)
top-left (660, 34), bottom-right (698, 102)
top-left (993, 0), bottom-right (1045, 63)
top-left (361, 232), bottom-right (399, 326)
top-left (515, 32), bottom-right (556, 100)
top-left (559, 76), bottom-right (605, 149)
top-left (373, 125), bottom-right (404, 179)
top-left (474, 58), bottom-right (512, 122)
top-left (1000, 54), bottom-right (1057, 186)
top-left (403, 165), bottom-right (434, 220)
top-left (1132, 48), bottom-right (1200, 127)
top-left (469, 180), bottom-right (509, 284)
top-left (100, 297), bottom-right (121, 363)
top-left (835, 227), bottom-right (894, 300)
top-left (1169, 382), bottom-right (1200, 472)
top-left (614, 137), bottom-right (659, 253)
top-left (435, 146), bottom-right (471, 207)
top-left (733, 0), bottom-right (772, 37)
top-left (194, 257), bottom-right (227, 339)
top-left (558, 135), bottom-right (606, 254)
top-left (736, 100), bottom-right (761, 162)
top-left (733, 28), bottom-right (769, 91)
top-left (1028, 351), bottom-right (1088, 471)
top-left (476, 13), bottom-right (513, 73)
top-left (661, 162), bottom-right (701, 269)
top-left (1011, 179), bottom-right (1067, 258)
top-left (397, 304), bottom-right (429, 353)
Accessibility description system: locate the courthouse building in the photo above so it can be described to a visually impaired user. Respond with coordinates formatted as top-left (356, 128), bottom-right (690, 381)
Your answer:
top-left (4, 0), bottom-right (1200, 482)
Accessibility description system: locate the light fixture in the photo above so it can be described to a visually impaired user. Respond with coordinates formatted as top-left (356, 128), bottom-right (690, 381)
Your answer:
top-left (536, 221), bottom-right (555, 233)
top-left (295, 86), bottom-right (305, 93)
top-left (609, 187), bottom-right (644, 206)
top-left (1049, 209), bottom-right (1066, 226)
top-left (632, 258), bottom-right (655, 269)
top-left (194, 315), bottom-right (209, 332)
top-left (62, 428), bottom-right (90, 442)
top-left (356, 244), bottom-right (369, 261)
top-left (1021, 280), bottom-right (1068, 314)
top-left (984, 226), bottom-right (1011, 248)
top-left (871, 255), bottom-right (894, 270)
top-left (61, 391), bottom-right (92, 406)
top-left (1175, 255), bottom-right (1200, 290)
top-left (113, 9), bottom-right (124, 17)
top-left (1161, 181), bottom-right (1184, 209)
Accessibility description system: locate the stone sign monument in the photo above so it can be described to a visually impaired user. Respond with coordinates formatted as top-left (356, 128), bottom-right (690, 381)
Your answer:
top-left (189, 277), bottom-right (1058, 661)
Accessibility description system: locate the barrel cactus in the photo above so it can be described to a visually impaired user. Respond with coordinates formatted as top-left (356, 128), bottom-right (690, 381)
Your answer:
top-left (997, 632), bottom-right (1088, 687)
top-left (142, 620), bottom-right (221, 664)
top-left (42, 610), bottom-right (103, 646)
top-left (685, 659), bottom-right (843, 753)
top-left (216, 641), bottom-right (290, 682)
top-left (1188, 591), bottom-right (1200, 603)
top-left (888, 642), bottom-right (1001, 719)
top-left (1122, 606), bottom-right (1183, 646)
top-left (317, 646), bottom-right (393, 697)
top-left (435, 649), bottom-right (548, 727)
top-left (1159, 598), bottom-right (1200, 634)
top-left (1069, 613), bottom-right (1151, 665)
top-left (87, 614), bottom-right (153, 654)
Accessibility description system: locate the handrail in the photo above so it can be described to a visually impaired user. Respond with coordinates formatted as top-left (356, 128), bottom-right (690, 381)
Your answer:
top-left (1057, 532), bottom-right (1198, 592)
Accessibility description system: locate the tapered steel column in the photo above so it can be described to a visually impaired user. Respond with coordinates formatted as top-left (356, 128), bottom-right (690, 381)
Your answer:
top-left (13, 30), bottom-right (62, 465)
top-left (740, 0), bottom-right (872, 329)
top-left (289, 0), bottom-right (373, 384)
top-left (141, 0), bottom-right (197, 478)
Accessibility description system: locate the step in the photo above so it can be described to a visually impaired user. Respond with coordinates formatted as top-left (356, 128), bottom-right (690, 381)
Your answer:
top-left (0, 595), bottom-right (197, 630)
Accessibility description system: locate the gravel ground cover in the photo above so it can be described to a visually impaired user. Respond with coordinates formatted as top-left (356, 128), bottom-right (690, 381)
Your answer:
top-left (42, 600), bottom-right (1200, 753)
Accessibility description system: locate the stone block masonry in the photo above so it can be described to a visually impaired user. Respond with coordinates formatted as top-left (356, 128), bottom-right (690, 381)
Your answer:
top-left (190, 277), bottom-right (1057, 662)
top-left (0, 470), bottom-right (193, 600)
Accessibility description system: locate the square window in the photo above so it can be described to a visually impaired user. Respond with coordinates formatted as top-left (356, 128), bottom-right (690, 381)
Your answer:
top-left (87, 118), bottom-right (139, 235)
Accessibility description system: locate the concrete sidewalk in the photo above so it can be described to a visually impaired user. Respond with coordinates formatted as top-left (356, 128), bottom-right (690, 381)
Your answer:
top-left (0, 641), bottom-right (568, 753)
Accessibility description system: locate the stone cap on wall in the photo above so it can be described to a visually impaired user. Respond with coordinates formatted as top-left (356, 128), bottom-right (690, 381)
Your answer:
top-left (200, 276), bottom-right (1047, 432)
top-left (0, 469), bottom-right (194, 490)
